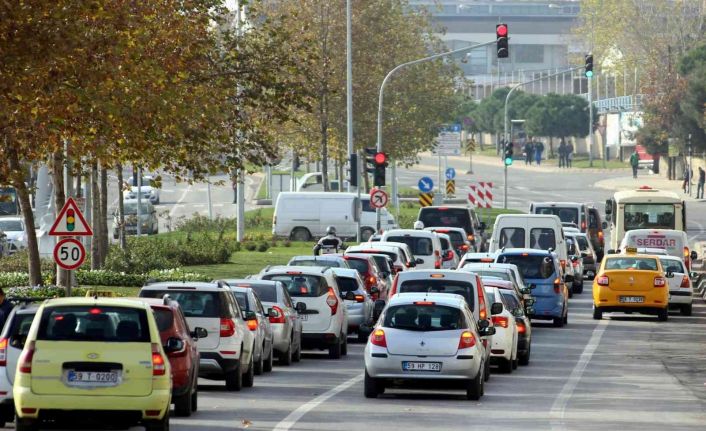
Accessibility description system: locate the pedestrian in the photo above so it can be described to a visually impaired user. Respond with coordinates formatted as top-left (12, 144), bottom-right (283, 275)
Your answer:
top-left (629, 150), bottom-right (639, 179)
top-left (524, 140), bottom-right (534, 165)
top-left (683, 167), bottom-right (692, 194)
top-left (0, 288), bottom-right (13, 330)
top-left (566, 142), bottom-right (574, 168)
top-left (535, 140), bottom-right (544, 165)
top-left (698, 167), bottom-right (705, 199)
top-left (558, 140), bottom-right (566, 168)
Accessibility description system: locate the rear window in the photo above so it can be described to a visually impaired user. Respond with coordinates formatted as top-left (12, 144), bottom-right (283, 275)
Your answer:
top-left (152, 308), bottom-right (174, 332)
top-left (471, 270), bottom-right (510, 281)
top-left (576, 236), bottom-right (590, 250)
top-left (233, 292), bottom-right (251, 311)
top-left (336, 277), bottom-right (359, 293)
top-left (37, 306), bottom-right (150, 342)
top-left (660, 258), bottom-right (685, 274)
top-left (498, 254), bottom-right (556, 280)
top-left (530, 228), bottom-right (556, 250)
top-left (499, 227), bottom-right (525, 248)
top-left (535, 207), bottom-right (579, 224)
top-left (419, 208), bottom-right (473, 234)
top-left (589, 209), bottom-right (599, 229)
top-left (500, 291), bottom-right (521, 312)
top-left (371, 256), bottom-right (391, 273)
top-left (604, 257), bottom-right (658, 271)
top-left (250, 285), bottom-right (278, 303)
top-left (263, 274), bottom-right (327, 297)
top-left (383, 304), bottom-right (465, 331)
top-left (398, 280), bottom-right (475, 310)
top-left (443, 231), bottom-right (465, 247)
top-left (289, 258), bottom-right (342, 268)
top-left (439, 237), bottom-right (451, 250)
top-left (386, 236), bottom-right (433, 256)
top-left (140, 291), bottom-right (223, 318)
top-left (344, 258), bottom-right (370, 274)
top-left (9, 313), bottom-right (35, 349)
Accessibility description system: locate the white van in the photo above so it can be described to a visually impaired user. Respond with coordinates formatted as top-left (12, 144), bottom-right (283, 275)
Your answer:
top-left (619, 229), bottom-right (693, 270)
top-left (380, 229), bottom-right (443, 269)
top-left (273, 192), bottom-right (396, 241)
top-left (489, 214), bottom-right (569, 268)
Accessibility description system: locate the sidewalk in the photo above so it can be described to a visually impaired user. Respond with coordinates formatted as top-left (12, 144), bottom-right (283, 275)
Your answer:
top-left (594, 172), bottom-right (705, 202)
top-left (426, 152), bottom-right (631, 174)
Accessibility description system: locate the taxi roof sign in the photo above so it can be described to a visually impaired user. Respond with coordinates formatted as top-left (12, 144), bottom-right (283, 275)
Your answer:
top-left (625, 246), bottom-right (638, 254)
top-left (49, 197), bottom-right (93, 236)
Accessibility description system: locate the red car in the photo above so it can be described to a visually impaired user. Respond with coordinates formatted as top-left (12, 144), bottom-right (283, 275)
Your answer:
top-left (343, 254), bottom-right (387, 300)
top-left (139, 296), bottom-right (204, 417)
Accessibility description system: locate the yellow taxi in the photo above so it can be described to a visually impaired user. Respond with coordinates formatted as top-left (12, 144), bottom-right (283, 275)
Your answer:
top-left (592, 248), bottom-right (669, 321)
top-left (13, 297), bottom-right (172, 431)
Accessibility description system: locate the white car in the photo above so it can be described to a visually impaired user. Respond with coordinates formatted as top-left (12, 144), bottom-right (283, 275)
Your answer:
top-left (331, 268), bottom-right (374, 341)
top-left (364, 293), bottom-right (494, 400)
top-left (380, 229), bottom-right (442, 270)
top-left (0, 216), bottom-right (26, 254)
top-left (345, 242), bottom-right (417, 273)
top-left (658, 256), bottom-right (693, 316)
top-left (565, 232), bottom-right (584, 294)
top-left (140, 281), bottom-right (256, 390)
top-left (483, 285), bottom-right (518, 373)
top-left (425, 227), bottom-right (474, 255)
top-left (127, 176), bottom-right (160, 204)
top-left (259, 266), bottom-right (349, 359)
top-left (458, 252), bottom-right (497, 268)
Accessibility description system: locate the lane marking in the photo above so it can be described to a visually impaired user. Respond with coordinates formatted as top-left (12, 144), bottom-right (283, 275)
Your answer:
top-left (272, 373), bottom-right (363, 431)
top-left (549, 319), bottom-right (608, 431)
top-left (169, 183), bottom-right (192, 218)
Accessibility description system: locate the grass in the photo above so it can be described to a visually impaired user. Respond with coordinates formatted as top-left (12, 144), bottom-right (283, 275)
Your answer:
top-left (186, 243), bottom-right (313, 279)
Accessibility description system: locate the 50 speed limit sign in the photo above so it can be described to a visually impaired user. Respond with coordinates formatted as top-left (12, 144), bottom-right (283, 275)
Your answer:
top-left (53, 238), bottom-right (86, 270)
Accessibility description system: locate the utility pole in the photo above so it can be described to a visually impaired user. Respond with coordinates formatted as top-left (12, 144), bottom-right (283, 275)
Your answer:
top-left (346, 0), bottom-right (354, 194)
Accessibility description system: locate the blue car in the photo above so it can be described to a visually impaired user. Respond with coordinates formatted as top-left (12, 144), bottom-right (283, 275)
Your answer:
top-left (496, 249), bottom-right (570, 327)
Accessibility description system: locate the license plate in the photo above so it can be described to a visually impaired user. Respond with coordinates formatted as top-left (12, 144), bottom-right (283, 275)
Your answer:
top-left (66, 370), bottom-right (121, 387)
top-left (402, 361), bottom-right (442, 372)
top-left (299, 313), bottom-right (308, 321)
top-left (619, 296), bottom-right (644, 303)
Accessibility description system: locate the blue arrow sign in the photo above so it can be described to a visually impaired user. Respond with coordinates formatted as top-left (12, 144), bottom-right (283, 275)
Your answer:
top-left (418, 177), bottom-right (434, 193)
top-left (445, 167), bottom-right (456, 180)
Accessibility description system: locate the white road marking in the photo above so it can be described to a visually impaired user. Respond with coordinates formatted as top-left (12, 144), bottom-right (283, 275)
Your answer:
top-left (272, 373), bottom-right (363, 431)
top-left (549, 319), bottom-right (608, 431)
top-left (169, 183), bottom-right (192, 218)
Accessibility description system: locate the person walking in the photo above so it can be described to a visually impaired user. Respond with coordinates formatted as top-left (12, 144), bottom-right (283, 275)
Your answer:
top-left (629, 150), bottom-right (639, 179)
top-left (557, 141), bottom-right (566, 168)
top-left (698, 167), bottom-right (705, 199)
top-left (566, 142), bottom-right (574, 168)
top-left (524, 140), bottom-right (534, 165)
top-left (683, 167), bottom-right (693, 194)
top-left (535, 140), bottom-right (544, 166)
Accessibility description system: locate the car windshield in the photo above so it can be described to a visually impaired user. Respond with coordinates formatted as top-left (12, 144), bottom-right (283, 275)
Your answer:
top-left (344, 258), bottom-right (370, 274)
top-left (383, 304), bottom-right (465, 332)
top-left (660, 258), bottom-right (685, 274)
top-left (370, 256), bottom-right (391, 273)
top-left (250, 285), bottom-right (277, 302)
top-left (152, 308), bottom-right (174, 332)
top-left (536, 207), bottom-right (579, 224)
top-left (498, 254), bottom-right (555, 280)
top-left (123, 202), bottom-right (152, 215)
top-left (336, 277), bottom-right (359, 293)
top-left (233, 292), bottom-right (251, 311)
top-left (140, 291), bottom-right (222, 318)
top-left (263, 274), bottom-right (327, 297)
top-left (289, 258), bottom-right (342, 268)
top-left (398, 280), bottom-right (475, 310)
top-left (9, 313), bottom-right (35, 348)
top-left (499, 227), bottom-right (525, 248)
top-left (37, 306), bottom-right (149, 342)
top-left (624, 204), bottom-right (676, 231)
top-left (604, 257), bottom-right (659, 271)
top-left (576, 236), bottom-right (590, 250)
top-left (385, 236), bottom-right (433, 256)
top-left (440, 231), bottom-right (465, 247)
top-left (0, 220), bottom-right (22, 231)
top-left (419, 208), bottom-right (472, 234)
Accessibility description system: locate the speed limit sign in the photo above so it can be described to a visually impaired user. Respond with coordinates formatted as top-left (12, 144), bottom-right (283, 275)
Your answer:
top-left (53, 238), bottom-right (86, 270)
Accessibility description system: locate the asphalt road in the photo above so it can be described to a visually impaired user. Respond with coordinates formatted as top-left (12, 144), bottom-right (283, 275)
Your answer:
top-left (158, 281), bottom-right (706, 431)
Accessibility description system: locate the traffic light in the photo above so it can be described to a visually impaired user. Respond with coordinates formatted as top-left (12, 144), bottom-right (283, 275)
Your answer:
top-left (373, 152), bottom-right (388, 187)
top-left (66, 209), bottom-right (76, 232)
top-left (584, 54), bottom-right (594, 78)
top-left (349, 153), bottom-right (358, 187)
top-left (496, 24), bottom-right (509, 59)
top-left (504, 142), bottom-right (513, 166)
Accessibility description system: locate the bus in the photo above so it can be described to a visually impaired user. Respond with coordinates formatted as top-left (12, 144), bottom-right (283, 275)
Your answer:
top-left (0, 186), bottom-right (19, 216)
top-left (605, 186), bottom-right (685, 251)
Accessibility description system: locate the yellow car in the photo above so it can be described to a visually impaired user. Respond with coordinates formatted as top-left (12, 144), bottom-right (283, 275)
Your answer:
top-left (13, 297), bottom-right (172, 431)
top-left (592, 249), bottom-right (669, 321)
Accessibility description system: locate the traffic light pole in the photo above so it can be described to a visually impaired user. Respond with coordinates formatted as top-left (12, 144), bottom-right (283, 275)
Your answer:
top-left (503, 65), bottom-right (583, 209)
top-left (375, 39), bottom-right (497, 230)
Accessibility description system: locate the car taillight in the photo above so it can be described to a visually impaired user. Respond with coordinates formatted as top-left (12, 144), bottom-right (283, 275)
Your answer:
top-left (460, 244), bottom-right (469, 252)
top-left (680, 275), bottom-right (690, 288)
top-left (367, 275), bottom-right (377, 287)
top-left (390, 275), bottom-right (398, 297)
top-left (370, 329), bottom-right (387, 347)
top-left (220, 318), bottom-right (236, 337)
top-left (516, 321), bottom-right (526, 334)
top-left (247, 319), bottom-right (258, 331)
top-left (596, 275), bottom-right (609, 286)
top-left (0, 338), bottom-right (7, 367)
top-left (269, 306), bottom-right (286, 324)
top-left (326, 287), bottom-right (338, 315)
top-left (355, 295), bottom-right (365, 303)
top-left (477, 276), bottom-right (487, 320)
top-left (654, 276), bottom-right (666, 287)
top-left (151, 343), bottom-right (166, 376)
top-left (684, 247), bottom-right (691, 271)
top-left (18, 341), bottom-right (35, 374)
top-left (581, 221), bottom-right (586, 231)
top-left (553, 277), bottom-right (562, 293)
top-left (458, 331), bottom-right (476, 349)
top-left (492, 316), bottom-right (509, 328)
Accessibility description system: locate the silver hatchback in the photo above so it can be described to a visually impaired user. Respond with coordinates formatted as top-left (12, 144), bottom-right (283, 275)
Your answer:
top-left (364, 293), bottom-right (494, 400)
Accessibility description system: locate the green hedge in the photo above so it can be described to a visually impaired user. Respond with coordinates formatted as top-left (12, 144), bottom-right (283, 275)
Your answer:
top-left (0, 268), bottom-right (210, 289)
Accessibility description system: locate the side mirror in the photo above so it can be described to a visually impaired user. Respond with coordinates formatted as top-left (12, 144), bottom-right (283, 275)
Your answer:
top-left (415, 258), bottom-right (425, 264)
top-left (564, 274), bottom-right (574, 283)
top-left (295, 302), bottom-right (307, 314)
top-left (666, 271), bottom-right (674, 279)
top-left (691, 251), bottom-right (698, 260)
top-left (407, 260), bottom-right (417, 268)
top-left (370, 287), bottom-right (380, 295)
top-left (478, 319), bottom-right (490, 329)
top-left (244, 310), bottom-right (257, 321)
top-left (525, 306), bottom-right (536, 316)
top-left (601, 221), bottom-right (608, 229)
top-left (479, 327), bottom-right (496, 337)
top-left (524, 298), bottom-right (536, 306)
top-left (344, 291), bottom-right (356, 301)
top-left (690, 271), bottom-right (698, 279)
top-left (191, 327), bottom-right (208, 339)
top-left (381, 271), bottom-right (390, 279)
top-left (164, 337), bottom-right (185, 353)
top-left (604, 199), bottom-right (612, 215)
top-left (490, 302), bottom-right (503, 315)
top-left (520, 287), bottom-right (531, 295)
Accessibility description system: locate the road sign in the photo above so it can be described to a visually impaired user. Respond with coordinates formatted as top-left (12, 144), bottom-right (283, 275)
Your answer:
top-left (369, 188), bottom-right (389, 209)
top-left (419, 192), bottom-right (434, 207)
top-left (53, 238), bottom-right (86, 270)
top-left (432, 131), bottom-right (462, 156)
top-left (49, 197), bottom-right (93, 236)
top-left (445, 167), bottom-right (456, 180)
top-left (468, 182), bottom-right (494, 208)
top-left (418, 177), bottom-right (434, 193)
top-left (446, 180), bottom-right (455, 195)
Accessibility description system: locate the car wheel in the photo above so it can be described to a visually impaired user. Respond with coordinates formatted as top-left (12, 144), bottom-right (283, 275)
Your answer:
top-left (681, 304), bottom-right (693, 316)
top-left (191, 387), bottom-right (198, 412)
top-left (292, 340), bottom-right (302, 363)
top-left (563, 312), bottom-right (568, 325)
top-left (254, 345), bottom-right (264, 376)
top-left (263, 345), bottom-right (274, 372)
top-left (15, 416), bottom-right (37, 431)
top-left (291, 228), bottom-right (311, 242)
top-left (279, 343), bottom-right (293, 366)
top-left (361, 228), bottom-right (375, 241)
top-left (0, 404), bottom-right (14, 427)
top-left (519, 344), bottom-right (531, 366)
top-left (592, 305), bottom-right (603, 320)
top-left (483, 356), bottom-right (491, 382)
top-left (553, 316), bottom-right (565, 327)
top-left (224, 362), bottom-right (243, 391)
top-left (512, 351), bottom-right (519, 370)
top-left (657, 308), bottom-right (669, 322)
top-left (357, 330), bottom-right (369, 343)
top-left (329, 337), bottom-right (342, 359)
top-left (174, 388), bottom-right (193, 417)
top-left (341, 333), bottom-right (348, 356)
top-left (568, 288), bottom-right (573, 299)
top-left (364, 369), bottom-right (380, 399)
top-left (144, 409), bottom-right (170, 431)
top-left (465, 369), bottom-right (483, 400)
top-left (243, 352), bottom-right (255, 388)
top-left (499, 357), bottom-right (513, 374)
top-left (575, 283), bottom-right (584, 294)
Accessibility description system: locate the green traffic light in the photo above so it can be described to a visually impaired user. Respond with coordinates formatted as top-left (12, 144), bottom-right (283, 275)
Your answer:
top-left (585, 70), bottom-right (593, 78)
top-left (504, 157), bottom-right (513, 166)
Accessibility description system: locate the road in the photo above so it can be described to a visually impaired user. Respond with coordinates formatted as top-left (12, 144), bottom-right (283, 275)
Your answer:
top-left (159, 281), bottom-right (706, 431)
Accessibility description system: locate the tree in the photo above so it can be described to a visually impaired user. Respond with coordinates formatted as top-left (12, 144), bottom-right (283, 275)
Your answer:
top-left (525, 94), bottom-right (590, 155)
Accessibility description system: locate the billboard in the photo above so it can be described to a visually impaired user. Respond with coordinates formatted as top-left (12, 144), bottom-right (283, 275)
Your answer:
top-left (619, 111), bottom-right (643, 147)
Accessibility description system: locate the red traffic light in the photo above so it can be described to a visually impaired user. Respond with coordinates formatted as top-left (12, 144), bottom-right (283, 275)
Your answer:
top-left (496, 24), bottom-right (508, 37)
top-left (374, 152), bottom-right (387, 165)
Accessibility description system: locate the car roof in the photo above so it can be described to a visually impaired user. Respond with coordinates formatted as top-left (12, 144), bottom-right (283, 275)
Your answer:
top-left (222, 279), bottom-right (280, 288)
top-left (497, 248), bottom-right (556, 256)
top-left (532, 201), bottom-right (585, 207)
top-left (289, 254), bottom-right (344, 261)
top-left (608, 253), bottom-right (663, 259)
top-left (12, 303), bottom-right (41, 313)
top-left (383, 229), bottom-right (436, 237)
top-left (343, 253), bottom-right (374, 261)
top-left (389, 292), bottom-right (467, 308)
top-left (396, 269), bottom-right (476, 282)
top-left (374, 241), bottom-right (412, 250)
top-left (125, 297), bottom-right (177, 309)
top-left (481, 279), bottom-right (514, 289)
top-left (262, 265), bottom-right (333, 276)
top-left (330, 268), bottom-right (361, 278)
top-left (41, 297), bottom-right (150, 309)
top-left (141, 281), bottom-right (225, 291)
top-left (424, 226), bottom-right (466, 233)
top-left (460, 263), bottom-right (511, 272)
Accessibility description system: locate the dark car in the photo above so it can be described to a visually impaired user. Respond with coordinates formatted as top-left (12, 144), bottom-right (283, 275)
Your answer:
top-left (587, 206), bottom-right (605, 261)
top-left (139, 296), bottom-right (204, 417)
top-left (417, 206), bottom-right (487, 251)
top-left (343, 254), bottom-right (386, 300)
